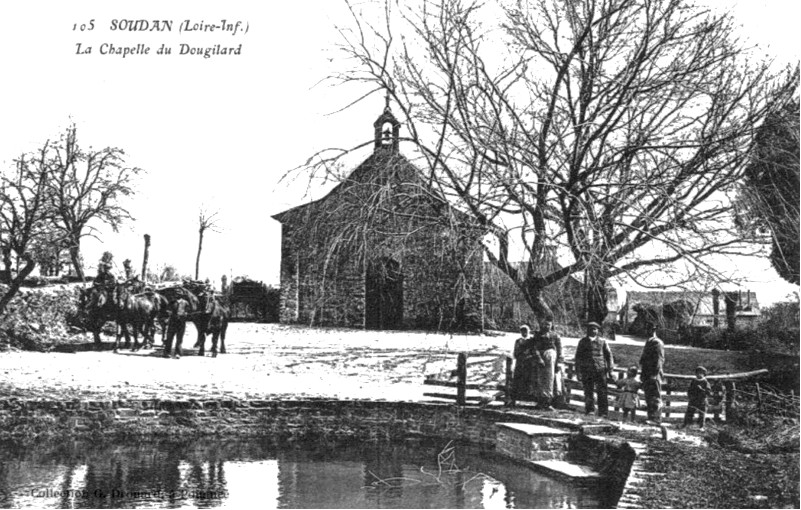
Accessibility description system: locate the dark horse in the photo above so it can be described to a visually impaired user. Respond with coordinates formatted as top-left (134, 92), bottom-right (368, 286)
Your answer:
top-left (77, 286), bottom-right (117, 347)
top-left (194, 289), bottom-right (229, 358)
top-left (113, 284), bottom-right (168, 352)
top-left (156, 283), bottom-right (229, 357)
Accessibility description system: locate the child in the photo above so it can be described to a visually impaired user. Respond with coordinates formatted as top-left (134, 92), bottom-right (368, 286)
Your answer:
top-left (683, 366), bottom-right (713, 430)
top-left (615, 366), bottom-right (642, 422)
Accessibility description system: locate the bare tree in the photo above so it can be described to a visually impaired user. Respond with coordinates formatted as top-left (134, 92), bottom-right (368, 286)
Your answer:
top-left (0, 146), bottom-right (64, 313)
top-left (195, 208), bottom-right (221, 280)
top-left (305, 0), bottom-right (798, 324)
top-left (46, 125), bottom-right (142, 280)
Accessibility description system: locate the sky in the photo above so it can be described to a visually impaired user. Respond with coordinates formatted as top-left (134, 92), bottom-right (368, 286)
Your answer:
top-left (0, 0), bottom-right (797, 303)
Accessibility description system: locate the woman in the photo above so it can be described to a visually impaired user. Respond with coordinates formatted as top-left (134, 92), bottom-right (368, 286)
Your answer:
top-left (511, 324), bottom-right (537, 404)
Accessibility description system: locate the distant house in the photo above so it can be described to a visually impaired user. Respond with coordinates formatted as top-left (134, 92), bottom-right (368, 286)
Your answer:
top-left (272, 104), bottom-right (484, 331)
top-left (620, 289), bottom-right (761, 336)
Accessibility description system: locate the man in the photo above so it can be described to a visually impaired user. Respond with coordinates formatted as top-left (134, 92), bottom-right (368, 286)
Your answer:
top-left (640, 322), bottom-right (665, 423)
top-left (94, 261), bottom-right (116, 288)
top-left (164, 296), bottom-right (190, 359)
top-left (574, 322), bottom-right (614, 417)
top-left (531, 319), bottom-right (563, 410)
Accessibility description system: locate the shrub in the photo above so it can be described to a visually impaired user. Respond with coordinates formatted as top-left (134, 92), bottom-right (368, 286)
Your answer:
top-left (675, 299), bottom-right (799, 355)
top-left (0, 284), bottom-right (80, 351)
top-left (264, 285), bottom-right (280, 322)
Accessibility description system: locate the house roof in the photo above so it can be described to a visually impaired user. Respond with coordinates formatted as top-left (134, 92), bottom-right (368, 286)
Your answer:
top-left (625, 290), bottom-right (760, 316)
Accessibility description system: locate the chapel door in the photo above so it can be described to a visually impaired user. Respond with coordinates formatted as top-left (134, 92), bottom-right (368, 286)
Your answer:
top-left (365, 257), bottom-right (403, 329)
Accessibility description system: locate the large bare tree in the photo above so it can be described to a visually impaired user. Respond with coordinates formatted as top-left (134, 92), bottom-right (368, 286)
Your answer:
top-left (46, 125), bottom-right (142, 280)
top-left (0, 146), bottom-right (64, 313)
top-left (306, 0), bottom-right (798, 323)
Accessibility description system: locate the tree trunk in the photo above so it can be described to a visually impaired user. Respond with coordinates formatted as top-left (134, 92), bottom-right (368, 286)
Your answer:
top-left (0, 254), bottom-right (36, 315)
top-left (1, 246), bottom-right (11, 284)
top-left (141, 234), bottom-right (151, 281)
top-left (522, 278), bottom-right (554, 325)
top-left (712, 289), bottom-right (720, 328)
top-left (195, 230), bottom-right (204, 280)
top-left (725, 292), bottom-right (738, 331)
top-left (585, 267), bottom-right (609, 325)
top-left (68, 238), bottom-right (85, 282)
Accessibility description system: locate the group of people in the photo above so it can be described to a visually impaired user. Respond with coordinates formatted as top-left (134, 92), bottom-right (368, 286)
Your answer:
top-left (512, 320), bottom-right (714, 429)
top-left (510, 320), bottom-right (564, 410)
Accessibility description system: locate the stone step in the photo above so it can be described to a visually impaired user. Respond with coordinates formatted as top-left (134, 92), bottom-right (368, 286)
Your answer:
top-left (495, 422), bottom-right (573, 462)
top-left (496, 422), bottom-right (573, 436)
top-left (529, 459), bottom-right (603, 483)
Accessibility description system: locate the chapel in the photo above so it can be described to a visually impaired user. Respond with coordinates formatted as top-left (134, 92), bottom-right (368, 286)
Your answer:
top-left (272, 101), bottom-right (485, 330)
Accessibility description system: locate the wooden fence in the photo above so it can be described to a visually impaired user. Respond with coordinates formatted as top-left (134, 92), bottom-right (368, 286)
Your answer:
top-left (424, 354), bottom-right (770, 423)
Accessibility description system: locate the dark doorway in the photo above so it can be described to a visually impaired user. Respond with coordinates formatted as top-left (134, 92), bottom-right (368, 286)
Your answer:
top-left (365, 257), bottom-right (403, 329)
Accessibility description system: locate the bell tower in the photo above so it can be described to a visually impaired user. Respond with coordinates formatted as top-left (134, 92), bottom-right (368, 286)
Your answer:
top-left (373, 94), bottom-right (401, 153)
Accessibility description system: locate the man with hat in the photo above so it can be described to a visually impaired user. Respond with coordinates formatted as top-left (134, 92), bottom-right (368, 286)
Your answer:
top-left (93, 260), bottom-right (117, 290)
top-left (574, 321), bottom-right (614, 417)
top-left (639, 322), bottom-right (665, 423)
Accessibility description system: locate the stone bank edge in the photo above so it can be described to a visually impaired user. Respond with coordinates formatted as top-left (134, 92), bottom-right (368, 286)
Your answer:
top-left (0, 398), bottom-right (639, 505)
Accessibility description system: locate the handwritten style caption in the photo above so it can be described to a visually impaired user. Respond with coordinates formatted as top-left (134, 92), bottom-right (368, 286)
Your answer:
top-left (72, 19), bottom-right (250, 59)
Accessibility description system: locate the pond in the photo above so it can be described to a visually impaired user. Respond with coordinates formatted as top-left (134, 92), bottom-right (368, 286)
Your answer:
top-left (0, 438), bottom-right (614, 509)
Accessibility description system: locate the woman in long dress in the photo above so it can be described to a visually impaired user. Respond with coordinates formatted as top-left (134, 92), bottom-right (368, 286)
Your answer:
top-left (512, 325), bottom-right (536, 403)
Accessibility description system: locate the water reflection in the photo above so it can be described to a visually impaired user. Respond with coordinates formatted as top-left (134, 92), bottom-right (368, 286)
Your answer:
top-left (0, 439), bottom-right (610, 509)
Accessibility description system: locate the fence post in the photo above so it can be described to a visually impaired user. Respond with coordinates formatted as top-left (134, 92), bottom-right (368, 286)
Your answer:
top-left (457, 353), bottom-right (467, 406)
top-left (725, 381), bottom-right (737, 422)
top-left (614, 371), bottom-right (624, 413)
top-left (505, 356), bottom-right (513, 405)
top-left (664, 380), bottom-right (672, 420)
top-left (756, 382), bottom-right (762, 412)
top-left (565, 363), bottom-right (576, 406)
top-left (712, 381), bottom-right (724, 422)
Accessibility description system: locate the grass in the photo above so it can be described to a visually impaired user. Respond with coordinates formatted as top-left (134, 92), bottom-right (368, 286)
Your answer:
top-left (603, 340), bottom-right (797, 376)
top-left (636, 438), bottom-right (799, 508)
top-left (595, 341), bottom-right (800, 393)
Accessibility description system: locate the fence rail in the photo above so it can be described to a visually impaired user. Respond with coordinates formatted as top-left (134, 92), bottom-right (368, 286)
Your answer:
top-left (424, 354), bottom-right (773, 423)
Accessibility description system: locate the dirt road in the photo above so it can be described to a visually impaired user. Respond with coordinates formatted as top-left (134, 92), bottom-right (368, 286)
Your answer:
top-left (0, 324), bottom-right (521, 402)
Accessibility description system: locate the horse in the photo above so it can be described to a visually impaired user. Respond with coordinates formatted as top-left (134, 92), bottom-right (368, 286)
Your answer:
top-left (194, 289), bottom-right (229, 358)
top-left (77, 286), bottom-right (117, 347)
top-left (113, 284), bottom-right (167, 352)
top-left (156, 283), bottom-right (229, 357)
top-left (156, 286), bottom-right (199, 344)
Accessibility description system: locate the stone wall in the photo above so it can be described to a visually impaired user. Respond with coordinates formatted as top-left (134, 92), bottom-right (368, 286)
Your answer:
top-left (0, 398), bottom-right (610, 447)
top-left (0, 399), bottom-right (539, 442)
top-left (567, 433), bottom-right (637, 502)
top-left (278, 223), bottom-right (299, 323)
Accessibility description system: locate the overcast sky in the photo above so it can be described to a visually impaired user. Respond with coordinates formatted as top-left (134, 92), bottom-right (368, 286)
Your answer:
top-left (0, 0), bottom-right (797, 303)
